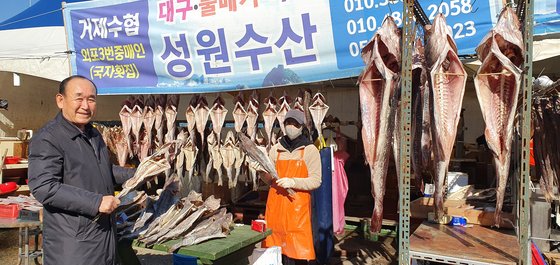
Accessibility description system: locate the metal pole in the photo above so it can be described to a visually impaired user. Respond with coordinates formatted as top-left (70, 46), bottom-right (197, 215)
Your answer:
top-left (399, 1), bottom-right (414, 264)
top-left (519, 0), bottom-right (534, 264)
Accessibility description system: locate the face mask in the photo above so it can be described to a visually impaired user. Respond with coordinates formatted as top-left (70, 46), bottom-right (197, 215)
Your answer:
top-left (285, 125), bottom-right (303, 140)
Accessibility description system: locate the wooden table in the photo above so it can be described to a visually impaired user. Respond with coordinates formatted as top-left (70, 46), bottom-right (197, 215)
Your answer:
top-left (410, 222), bottom-right (518, 264)
top-left (134, 225), bottom-right (271, 265)
top-left (0, 218), bottom-right (42, 265)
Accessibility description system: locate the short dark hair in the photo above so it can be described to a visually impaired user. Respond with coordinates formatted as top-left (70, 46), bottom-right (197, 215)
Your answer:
top-left (58, 75), bottom-right (97, 95)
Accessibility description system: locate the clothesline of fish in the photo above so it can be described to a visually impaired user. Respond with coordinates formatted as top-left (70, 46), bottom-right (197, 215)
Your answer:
top-left (98, 89), bottom-right (330, 193)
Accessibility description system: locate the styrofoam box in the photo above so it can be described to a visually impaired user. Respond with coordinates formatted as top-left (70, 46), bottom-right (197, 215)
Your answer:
top-left (447, 172), bottom-right (469, 194)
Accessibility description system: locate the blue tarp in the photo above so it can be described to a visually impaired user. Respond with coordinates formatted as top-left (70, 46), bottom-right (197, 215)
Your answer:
top-left (312, 147), bottom-right (334, 264)
top-left (0, 0), bottom-right (88, 30)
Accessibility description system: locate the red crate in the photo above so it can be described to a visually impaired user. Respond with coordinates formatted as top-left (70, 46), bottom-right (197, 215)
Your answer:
top-left (0, 204), bottom-right (19, 218)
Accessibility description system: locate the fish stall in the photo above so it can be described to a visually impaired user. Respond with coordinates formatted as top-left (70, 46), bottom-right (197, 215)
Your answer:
top-left (355, 1), bottom-right (537, 265)
top-left (44, 0), bottom-right (551, 264)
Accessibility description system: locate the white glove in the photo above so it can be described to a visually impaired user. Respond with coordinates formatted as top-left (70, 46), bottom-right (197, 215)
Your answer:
top-left (248, 159), bottom-right (265, 172)
top-left (276, 178), bottom-right (296, 189)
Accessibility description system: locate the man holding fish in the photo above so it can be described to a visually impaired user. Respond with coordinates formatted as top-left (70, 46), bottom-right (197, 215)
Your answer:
top-left (28, 75), bottom-right (136, 265)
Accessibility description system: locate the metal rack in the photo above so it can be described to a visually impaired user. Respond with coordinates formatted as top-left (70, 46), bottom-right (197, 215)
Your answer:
top-left (398, 1), bottom-right (414, 264)
top-left (397, 0), bottom-right (534, 264)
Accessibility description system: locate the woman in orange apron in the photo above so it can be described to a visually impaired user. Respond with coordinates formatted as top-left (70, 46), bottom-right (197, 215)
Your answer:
top-left (263, 109), bottom-right (322, 264)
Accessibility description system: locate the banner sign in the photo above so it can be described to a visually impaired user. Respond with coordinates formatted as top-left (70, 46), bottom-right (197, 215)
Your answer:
top-left (533, 0), bottom-right (560, 35)
top-left (63, 0), bottom-right (495, 95)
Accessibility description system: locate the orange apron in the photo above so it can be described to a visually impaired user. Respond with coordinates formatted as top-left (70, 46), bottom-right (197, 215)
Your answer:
top-left (263, 149), bottom-right (315, 260)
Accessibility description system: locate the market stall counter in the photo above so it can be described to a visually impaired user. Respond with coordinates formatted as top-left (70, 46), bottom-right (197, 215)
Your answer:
top-left (410, 221), bottom-right (519, 264)
top-left (133, 225), bottom-right (271, 265)
top-left (0, 218), bottom-right (42, 265)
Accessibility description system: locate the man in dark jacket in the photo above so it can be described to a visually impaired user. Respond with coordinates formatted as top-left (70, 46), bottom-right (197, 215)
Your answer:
top-left (28, 75), bottom-right (135, 265)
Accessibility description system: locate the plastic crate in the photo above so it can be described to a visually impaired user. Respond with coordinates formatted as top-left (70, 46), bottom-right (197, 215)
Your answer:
top-left (0, 204), bottom-right (19, 218)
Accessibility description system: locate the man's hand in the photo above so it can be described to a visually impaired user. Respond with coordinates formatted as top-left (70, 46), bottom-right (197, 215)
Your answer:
top-left (276, 178), bottom-right (296, 189)
top-left (98, 195), bottom-right (120, 214)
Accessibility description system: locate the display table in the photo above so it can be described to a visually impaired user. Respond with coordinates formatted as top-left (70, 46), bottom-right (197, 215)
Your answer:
top-left (0, 218), bottom-right (42, 265)
top-left (410, 222), bottom-right (518, 264)
top-left (134, 225), bottom-right (271, 265)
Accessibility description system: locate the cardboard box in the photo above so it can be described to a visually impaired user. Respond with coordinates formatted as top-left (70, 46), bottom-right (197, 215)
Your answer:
top-left (411, 197), bottom-right (514, 228)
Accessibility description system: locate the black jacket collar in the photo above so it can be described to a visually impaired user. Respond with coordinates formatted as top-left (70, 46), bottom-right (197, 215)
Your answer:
top-left (55, 112), bottom-right (95, 140)
top-left (279, 134), bottom-right (312, 152)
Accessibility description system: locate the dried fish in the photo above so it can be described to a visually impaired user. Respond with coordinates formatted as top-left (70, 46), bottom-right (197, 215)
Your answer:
top-left (185, 95), bottom-right (198, 135)
top-left (152, 195), bottom-right (221, 246)
top-left (238, 132), bottom-right (295, 196)
top-left (358, 16), bottom-right (401, 233)
top-left (277, 91), bottom-right (292, 135)
top-left (130, 96), bottom-right (144, 156)
top-left (164, 95), bottom-right (180, 143)
top-left (246, 91), bottom-right (259, 141)
top-left (154, 95), bottom-right (167, 147)
top-left (233, 93), bottom-right (247, 133)
top-left (195, 96), bottom-right (210, 148)
top-left (220, 131), bottom-right (237, 188)
top-left (425, 14), bottom-right (467, 219)
top-left (262, 93), bottom-right (278, 149)
top-left (205, 133), bottom-right (223, 185)
top-left (210, 95), bottom-right (228, 141)
top-left (309, 92), bottom-right (330, 141)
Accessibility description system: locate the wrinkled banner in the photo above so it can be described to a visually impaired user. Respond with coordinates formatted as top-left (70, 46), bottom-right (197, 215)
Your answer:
top-left (63, 0), bottom-right (494, 95)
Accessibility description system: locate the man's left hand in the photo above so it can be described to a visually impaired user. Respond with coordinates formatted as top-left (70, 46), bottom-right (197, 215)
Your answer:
top-left (276, 178), bottom-right (295, 189)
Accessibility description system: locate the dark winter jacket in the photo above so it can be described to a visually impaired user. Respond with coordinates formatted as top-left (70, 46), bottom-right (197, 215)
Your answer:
top-left (28, 112), bottom-right (135, 265)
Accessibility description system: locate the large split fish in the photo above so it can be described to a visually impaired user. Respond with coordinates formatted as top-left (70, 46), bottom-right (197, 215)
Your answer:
top-left (474, 7), bottom-right (522, 226)
top-left (358, 16), bottom-right (401, 233)
top-left (425, 14), bottom-right (467, 219)
top-left (411, 38), bottom-right (432, 184)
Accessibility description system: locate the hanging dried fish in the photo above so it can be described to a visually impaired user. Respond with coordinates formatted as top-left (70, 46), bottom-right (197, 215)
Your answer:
top-left (233, 92), bottom-right (247, 133)
top-left (309, 92), bottom-right (330, 141)
top-left (164, 95), bottom-right (180, 143)
top-left (154, 95), bottom-right (167, 147)
top-left (262, 92), bottom-right (278, 149)
top-left (210, 95), bottom-right (228, 141)
top-left (474, 7), bottom-right (523, 226)
top-left (119, 97), bottom-right (134, 157)
top-left (425, 14), bottom-right (467, 220)
top-left (277, 91), bottom-right (292, 135)
top-left (185, 95), bottom-right (198, 135)
top-left (220, 131), bottom-right (237, 188)
top-left (246, 91), bottom-right (259, 141)
top-left (130, 96), bottom-right (145, 156)
top-left (195, 96), bottom-right (210, 148)
top-left (205, 132), bottom-right (223, 185)
top-left (143, 95), bottom-right (156, 153)
top-left (358, 16), bottom-right (401, 233)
